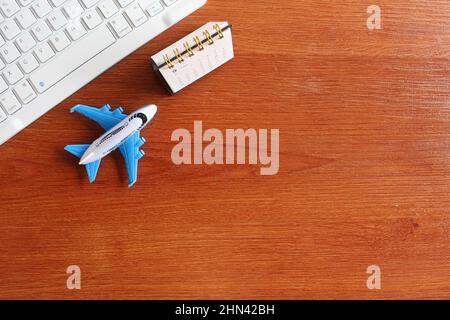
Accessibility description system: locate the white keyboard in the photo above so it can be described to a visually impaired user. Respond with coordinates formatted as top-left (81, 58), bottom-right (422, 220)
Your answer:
top-left (0, 0), bottom-right (207, 144)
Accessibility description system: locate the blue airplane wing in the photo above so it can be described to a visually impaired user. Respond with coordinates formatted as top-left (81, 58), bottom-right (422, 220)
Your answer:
top-left (119, 132), bottom-right (146, 188)
top-left (64, 144), bottom-right (102, 183)
top-left (70, 104), bottom-right (128, 131)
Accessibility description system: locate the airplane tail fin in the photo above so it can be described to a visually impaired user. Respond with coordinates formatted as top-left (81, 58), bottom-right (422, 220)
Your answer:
top-left (64, 144), bottom-right (102, 183)
top-left (65, 144), bottom-right (90, 158)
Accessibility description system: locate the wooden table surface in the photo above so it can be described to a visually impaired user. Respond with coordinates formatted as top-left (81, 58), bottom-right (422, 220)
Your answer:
top-left (1, 0), bottom-right (450, 299)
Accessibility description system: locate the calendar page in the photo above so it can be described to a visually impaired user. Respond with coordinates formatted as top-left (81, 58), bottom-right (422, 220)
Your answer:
top-left (151, 22), bottom-right (234, 94)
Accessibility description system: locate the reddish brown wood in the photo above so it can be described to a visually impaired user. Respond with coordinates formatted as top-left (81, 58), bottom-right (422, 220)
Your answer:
top-left (0, 0), bottom-right (450, 299)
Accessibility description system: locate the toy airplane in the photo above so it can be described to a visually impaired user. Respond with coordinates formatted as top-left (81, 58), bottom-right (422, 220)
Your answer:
top-left (64, 104), bottom-right (157, 187)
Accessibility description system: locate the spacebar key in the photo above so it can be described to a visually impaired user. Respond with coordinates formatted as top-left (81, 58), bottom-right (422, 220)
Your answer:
top-left (30, 25), bottom-right (116, 93)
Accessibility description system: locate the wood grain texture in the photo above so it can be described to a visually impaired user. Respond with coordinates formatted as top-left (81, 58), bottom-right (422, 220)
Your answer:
top-left (0, 0), bottom-right (450, 299)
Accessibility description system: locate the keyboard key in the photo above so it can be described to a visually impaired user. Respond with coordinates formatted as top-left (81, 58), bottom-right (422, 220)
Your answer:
top-left (0, 91), bottom-right (21, 114)
top-left (82, 10), bottom-right (102, 29)
top-left (30, 21), bottom-right (52, 41)
top-left (49, 0), bottom-right (66, 6)
top-left (0, 34), bottom-right (4, 47)
top-left (0, 42), bottom-right (20, 63)
top-left (31, 0), bottom-right (52, 18)
top-left (139, 0), bottom-right (164, 17)
top-left (18, 54), bottom-right (39, 74)
top-left (162, 0), bottom-right (177, 6)
top-left (3, 64), bottom-right (24, 84)
top-left (14, 80), bottom-right (36, 104)
top-left (15, 32), bottom-right (36, 52)
top-left (66, 20), bottom-right (86, 41)
top-left (0, 106), bottom-right (7, 122)
top-left (109, 14), bottom-right (131, 38)
top-left (49, 31), bottom-right (70, 51)
top-left (81, 0), bottom-right (98, 8)
top-left (18, 0), bottom-right (34, 6)
top-left (98, 0), bottom-right (118, 18)
top-left (34, 42), bottom-right (54, 62)
top-left (47, 9), bottom-right (68, 30)
top-left (124, 4), bottom-right (147, 27)
top-left (0, 59), bottom-right (4, 70)
top-left (0, 20), bottom-right (21, 40)
top-left (0, 77), bottom-right (7, 93)
top-left (63, 0), bottom-right (84, 19)
top-left (30, 25), bottom-right (115, 93)
top-left (15, 8), bottom-right (37, 30)
top-left (117, 0), bottom-right (133, 8)
top-left (0, 0), bottom-right (20, 18)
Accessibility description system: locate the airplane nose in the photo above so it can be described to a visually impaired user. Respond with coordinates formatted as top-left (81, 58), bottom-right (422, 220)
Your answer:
top-left (143, 104), bottom-right (157, 120)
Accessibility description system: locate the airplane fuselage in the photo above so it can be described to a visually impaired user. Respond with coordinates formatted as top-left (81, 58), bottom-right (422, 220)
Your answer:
top-left (79, 105), bottom-right (157, 165)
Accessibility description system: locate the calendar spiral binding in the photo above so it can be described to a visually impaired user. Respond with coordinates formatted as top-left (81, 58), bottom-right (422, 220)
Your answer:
top-left (160, 23), bottom-right (231, 69)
